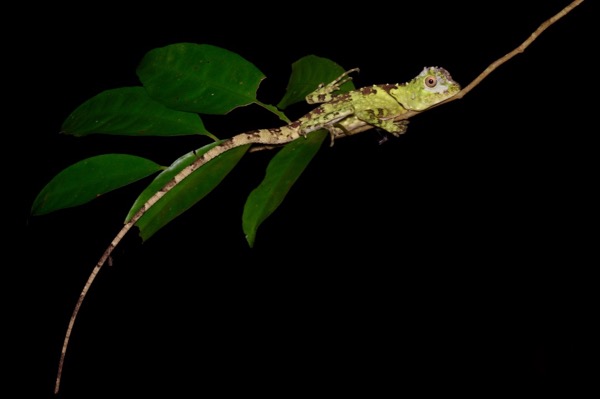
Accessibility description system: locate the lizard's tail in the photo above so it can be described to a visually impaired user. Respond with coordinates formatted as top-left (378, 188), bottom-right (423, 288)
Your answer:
top-left (54, 222), bottom-right (133, 394)
top-left (54, 137), bottom-right (243, 393)
top-left (54, 132), bottom-right (299, 392)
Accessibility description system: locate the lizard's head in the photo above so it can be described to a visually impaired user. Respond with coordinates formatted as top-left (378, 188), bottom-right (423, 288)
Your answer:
top-left (392, 66), bottom-right (460, 111)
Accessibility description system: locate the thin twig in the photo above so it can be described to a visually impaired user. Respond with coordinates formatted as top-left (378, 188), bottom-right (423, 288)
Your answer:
top-left (432, 0), bottom-right (584, 108)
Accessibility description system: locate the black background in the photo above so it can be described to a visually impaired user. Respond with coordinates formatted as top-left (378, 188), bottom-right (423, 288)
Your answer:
top-left (16, 1), bottom-right (593, 397)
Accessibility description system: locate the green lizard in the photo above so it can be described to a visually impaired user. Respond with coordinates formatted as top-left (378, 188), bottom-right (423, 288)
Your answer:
top-left (54, 66), bottom-right (460, 393)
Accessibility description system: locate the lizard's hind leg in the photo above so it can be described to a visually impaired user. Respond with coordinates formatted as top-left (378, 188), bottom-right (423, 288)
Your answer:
top-left (306, 68), bottom-right (360, 104)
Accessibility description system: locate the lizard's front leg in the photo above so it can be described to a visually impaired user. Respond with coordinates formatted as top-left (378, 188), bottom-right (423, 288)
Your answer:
top-left (356, 109), bottom-right (410, 137)
top-left (306, 68), bottom-right (360, 104)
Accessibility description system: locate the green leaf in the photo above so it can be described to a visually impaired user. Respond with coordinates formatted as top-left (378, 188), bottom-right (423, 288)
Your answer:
top-left (31, 154), bottom-right (163, 216)
top-left (137, 43), bottom-right (265, 115)
top-left (62, 87), bottom-right (210, 137)
top-left (277, 55), bottom-right (356, 110)
top-left (255, 100), bottom-right (291, 124)
top-left (127, 141), bottom-right (250, 241)
top-left (243, 130), bottom-right (328, 247)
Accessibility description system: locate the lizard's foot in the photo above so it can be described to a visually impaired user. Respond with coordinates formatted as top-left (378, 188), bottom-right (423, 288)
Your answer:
top-left (327, 128), bottom-right (336, 147)
top-left (328, 67), bottom-right (360, 91)
top-left (327, 123), bottom-right (352, 147)
top-left (376, 130), bottom-right (390, 145)
top-left (390, 120), bottom-right (409, 137)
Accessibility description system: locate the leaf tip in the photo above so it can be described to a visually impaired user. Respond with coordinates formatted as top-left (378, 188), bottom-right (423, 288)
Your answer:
top-left (245, 233), bottom-right (255, 248)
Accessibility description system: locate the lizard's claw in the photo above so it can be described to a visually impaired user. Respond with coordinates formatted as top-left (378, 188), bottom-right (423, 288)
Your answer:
top-left (329, 68), bottom-right (360, 91)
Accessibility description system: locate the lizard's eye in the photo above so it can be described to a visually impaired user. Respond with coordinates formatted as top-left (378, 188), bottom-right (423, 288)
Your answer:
top-left (425, 75), bottom-right (438, 88)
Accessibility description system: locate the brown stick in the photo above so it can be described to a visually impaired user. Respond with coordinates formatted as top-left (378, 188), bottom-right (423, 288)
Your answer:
top-left (429, 0), bottom-right (585, 110)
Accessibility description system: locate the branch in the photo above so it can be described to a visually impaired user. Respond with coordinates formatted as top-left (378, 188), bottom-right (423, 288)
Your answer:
top-left (428, 0), bottom-right (584, 109)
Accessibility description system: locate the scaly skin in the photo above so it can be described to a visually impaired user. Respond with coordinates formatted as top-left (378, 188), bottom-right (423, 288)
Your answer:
top-left (55, 66), bottom-right (460, 393)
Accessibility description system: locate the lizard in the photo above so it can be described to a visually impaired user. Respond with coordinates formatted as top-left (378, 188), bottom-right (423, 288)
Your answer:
top-left (54, 66), bottom-right (461, 393)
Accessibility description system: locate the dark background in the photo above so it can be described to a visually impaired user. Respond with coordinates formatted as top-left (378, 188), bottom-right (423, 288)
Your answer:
top-left (16, 1), bottom-right (592, 397)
